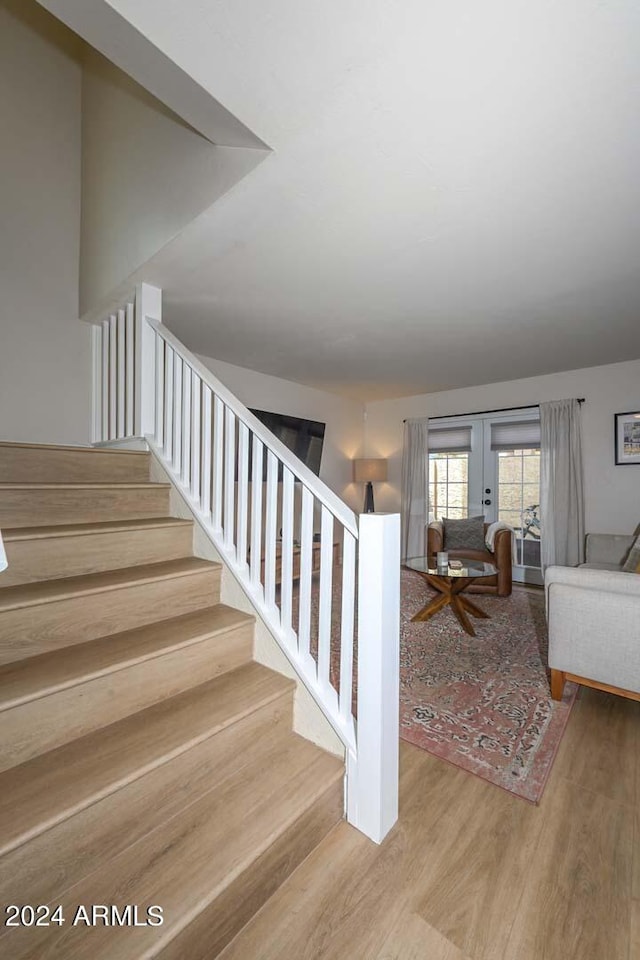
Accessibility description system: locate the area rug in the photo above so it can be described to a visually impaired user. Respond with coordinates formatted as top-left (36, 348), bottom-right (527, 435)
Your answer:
top-left (398, 569), bottom-right (577, 803)
top-left (296, 567), bottom-right (576, 804)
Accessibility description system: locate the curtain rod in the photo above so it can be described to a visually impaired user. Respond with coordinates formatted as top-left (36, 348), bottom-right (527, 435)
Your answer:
top-left (403, 399), bottom-right (584, 423)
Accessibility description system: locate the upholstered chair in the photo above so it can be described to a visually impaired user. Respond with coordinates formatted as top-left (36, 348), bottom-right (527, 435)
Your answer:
top-left (427, 521), bottom-right (513, 597)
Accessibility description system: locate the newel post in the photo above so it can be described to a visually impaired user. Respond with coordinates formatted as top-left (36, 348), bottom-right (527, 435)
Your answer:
top-left (134, 282), bottom-right (162, 437)
top-left (351, 512), bottom-right (400, 844)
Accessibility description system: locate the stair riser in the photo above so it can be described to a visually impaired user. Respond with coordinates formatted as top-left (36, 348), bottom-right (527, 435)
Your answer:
top-left (1, 525), bottom-right (194, 587)
top-left (0, 692), bottom-right (293, 917)
top-left (0, 623), bottom-right (253, 772)
top-left (0, 445), bottom-right (150, 483)
top-left (157, 780), bottom-right (344, 960)
top-left (0, 485), bottom-right (170, 528)
top-left (1, 740), bottom-right (343, 960)
top-left (0, 569), bottom-right (221, 664)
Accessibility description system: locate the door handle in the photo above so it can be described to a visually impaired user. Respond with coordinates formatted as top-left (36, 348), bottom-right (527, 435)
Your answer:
top-left (483, 499), bottom-right (492, 505)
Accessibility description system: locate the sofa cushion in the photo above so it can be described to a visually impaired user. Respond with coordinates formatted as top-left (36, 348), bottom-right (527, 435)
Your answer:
top-left (580, 562), bottom-right (625, 572)
top-left (443, 515), bottom-right (485, 552)
top-left (622, 535), bottom-right (640, 573)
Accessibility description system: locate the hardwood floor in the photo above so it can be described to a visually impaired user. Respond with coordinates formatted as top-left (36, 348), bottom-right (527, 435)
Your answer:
top-left (219, 686), bottom-right (640, 960)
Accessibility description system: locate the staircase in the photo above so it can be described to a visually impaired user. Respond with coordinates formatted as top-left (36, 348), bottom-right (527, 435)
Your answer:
top-left (0, 441), bottom-right (344, 959)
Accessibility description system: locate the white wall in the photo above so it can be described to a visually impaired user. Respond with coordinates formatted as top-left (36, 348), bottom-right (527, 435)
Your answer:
top-left (0, 0), bottom-right (90, 445)
top-left (365, 358), bottom-right (640, 536)
top-left (80, 50), bottom-right (265, 315)
top-left (197, 353), bottom-right (365, 512)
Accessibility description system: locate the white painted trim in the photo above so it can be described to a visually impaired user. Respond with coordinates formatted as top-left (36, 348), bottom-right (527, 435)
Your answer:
top-left (353, 512), bottom-right (401, 843)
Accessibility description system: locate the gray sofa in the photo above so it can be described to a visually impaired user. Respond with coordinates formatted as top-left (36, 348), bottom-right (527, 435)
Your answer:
top-left (546, 533), bottom-right (640, 701)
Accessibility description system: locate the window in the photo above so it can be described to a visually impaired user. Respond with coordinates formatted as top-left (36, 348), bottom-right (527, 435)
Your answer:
top-left (497, 448), bottom-right (541, 568)
top-left (428, 452), bottom-right (469, 521)
top-left (428, 423), bottom-right (472, 521)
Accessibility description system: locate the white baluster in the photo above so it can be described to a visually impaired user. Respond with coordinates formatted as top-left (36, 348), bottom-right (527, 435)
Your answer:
top-left (280, 465), bottom-right (295, 643)
top-left (201, 386), bottom-right (212, 519)
top-left (117, 309), bottom-right (126, 438)
top-left (298, 486), bottom-right (314, 669)
top-left (164, 346), bottom-right (174, 462)
top-left (264, 450), bottom-right (278, 611)
top-left (154, 333), bottom-right (164, 447)
top-left (108, 314), bottom-right (117, 439)
top-left (212, 395), bottom-right (224, 532)
top-left (250, 435), bottom-right (264, 591)
top-left (223, 406), bottom-right (236, 550)
top-left (317, 506), bottom-right (334, 696)
top-left (236, 420), bottom-right (249, 570)
top-left (339, 529), bottom-right (356, 731)
top-left (173, 356), bottom-right (183, 474)
top-left (101, 320), bottom-right (109, 442)
top-left (181, 365), bottom-right (191, 487)
top-left (134, 282), bottom-right (161, 438)
top-left (190, 373), bottom-right (201, 502)
top-left (125, 302), bottom-right (135, 436)
top-left (91, 324), bottom-right (102, 443)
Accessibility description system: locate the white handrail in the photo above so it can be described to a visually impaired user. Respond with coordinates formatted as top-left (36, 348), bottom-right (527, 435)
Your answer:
top-left (90, 282), bottom-right (399, 845)
top-left (148, 321), bottom-right (359, 539)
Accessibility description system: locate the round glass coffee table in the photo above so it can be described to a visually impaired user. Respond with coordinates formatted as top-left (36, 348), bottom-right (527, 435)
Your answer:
top-left (404, 557), bottom-right (497, 636)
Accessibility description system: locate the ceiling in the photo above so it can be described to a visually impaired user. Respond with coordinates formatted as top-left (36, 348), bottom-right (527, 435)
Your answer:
top-left (55, 0), bottom-right (640, 400)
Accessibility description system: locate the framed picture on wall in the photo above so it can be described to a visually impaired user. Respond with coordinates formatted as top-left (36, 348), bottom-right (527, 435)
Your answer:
top-left (614, 411), bottom-right (640, 465)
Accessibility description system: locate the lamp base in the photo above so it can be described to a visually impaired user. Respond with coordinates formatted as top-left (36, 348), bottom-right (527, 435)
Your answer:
top-left (364, 481), bottom-right (375, 513)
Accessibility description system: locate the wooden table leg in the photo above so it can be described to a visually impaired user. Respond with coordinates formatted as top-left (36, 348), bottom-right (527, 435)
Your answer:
top-left (450, 595), bottom-right (476, 635)
top-left (410, 572), bottom-right (490, 635)
top-left (459, 595), bottom-right (490, 620)
top-left (411, 592), bottom-right (450, 622)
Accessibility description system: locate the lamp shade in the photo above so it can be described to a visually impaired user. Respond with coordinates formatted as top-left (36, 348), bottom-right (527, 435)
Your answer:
top-left (352, 458), bottom-right (387, 483)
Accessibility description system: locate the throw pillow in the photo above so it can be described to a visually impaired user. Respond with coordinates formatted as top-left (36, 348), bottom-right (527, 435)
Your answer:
top-left (622, 534), bottom-right (640, 573)
top-left (443, 515), bottom-right (485, 552)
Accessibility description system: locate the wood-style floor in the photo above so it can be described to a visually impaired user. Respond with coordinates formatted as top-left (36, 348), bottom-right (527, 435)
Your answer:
top-left (220, 686), bottom-right (640, 960)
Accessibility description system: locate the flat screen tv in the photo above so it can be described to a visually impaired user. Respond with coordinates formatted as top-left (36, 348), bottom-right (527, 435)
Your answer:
top-left (250, 408), bottom-right (325, 477)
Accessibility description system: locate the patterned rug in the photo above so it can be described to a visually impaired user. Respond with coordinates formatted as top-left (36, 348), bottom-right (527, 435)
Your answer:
top-left (398, 569), bottom-right (576, 803)
top-left (295, 567), bottom-right (576, 803)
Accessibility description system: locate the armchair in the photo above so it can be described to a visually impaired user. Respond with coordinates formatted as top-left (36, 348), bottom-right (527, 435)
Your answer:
top-left (427, 521), bottom-right (512, 597)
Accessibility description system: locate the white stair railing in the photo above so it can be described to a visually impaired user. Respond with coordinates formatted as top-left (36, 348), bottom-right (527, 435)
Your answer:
top-left (91, 283), bottom-right (400, 844)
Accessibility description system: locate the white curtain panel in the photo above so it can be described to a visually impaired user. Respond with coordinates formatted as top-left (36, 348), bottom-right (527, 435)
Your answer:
top-left (0, 531), bottom-right (7, 573)
top-left (540, 398), bottom-right (585, 570)
top-left (401, 419), bottom-right (429, 561)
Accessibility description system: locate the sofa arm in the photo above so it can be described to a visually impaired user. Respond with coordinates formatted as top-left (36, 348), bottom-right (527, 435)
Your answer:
top-left (427, 521), bottom-right (443, 559)
top-left (546, 564), bottom-right (640, 693)
top-left (545, 564), bottom-right (640, 601)
top-left (492, 528), bottom-right (513, 596)
top-left (585, 533), bottom-right (634, 566)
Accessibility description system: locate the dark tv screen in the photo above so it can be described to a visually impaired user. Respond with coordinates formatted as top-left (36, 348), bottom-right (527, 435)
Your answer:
top-left (250, 409), bottom-right (325, 477)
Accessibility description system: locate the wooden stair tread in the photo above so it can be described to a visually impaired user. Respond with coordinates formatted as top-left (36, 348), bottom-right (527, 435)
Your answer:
top-left (0, 605), bottom-right (253, 710)
top-left (5, 736), bottom-right (343, 960)
top-left (1, 517), bottom-right (192, 542)
top-left (0, 442), bottom-right (148, 456)
top-left (0, 661), bottom-right (294, 855)
top-left (0, 557), bottom-right (219, 612)
top-left (0, 481), bottom-right (168, 489)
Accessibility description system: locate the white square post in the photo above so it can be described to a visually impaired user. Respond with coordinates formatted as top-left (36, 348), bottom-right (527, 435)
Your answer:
top-left (134, 282), bottom-right (162, 438)
top-left (351, 511), bottom-right (400, 843)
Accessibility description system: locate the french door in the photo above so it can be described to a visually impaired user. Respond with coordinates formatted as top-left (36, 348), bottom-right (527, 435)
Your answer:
top-left (428, 410), bottom-right (542, 584)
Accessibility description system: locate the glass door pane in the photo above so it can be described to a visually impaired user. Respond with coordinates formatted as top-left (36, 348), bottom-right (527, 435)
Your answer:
top-left (428, 452), bottom-right (469, 520)
top-left (496, 447), bottom-right (541, 574)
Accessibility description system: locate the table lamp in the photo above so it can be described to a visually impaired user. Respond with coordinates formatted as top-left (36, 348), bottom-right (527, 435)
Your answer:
top-left (352, 458), bottom-right (387, 513)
